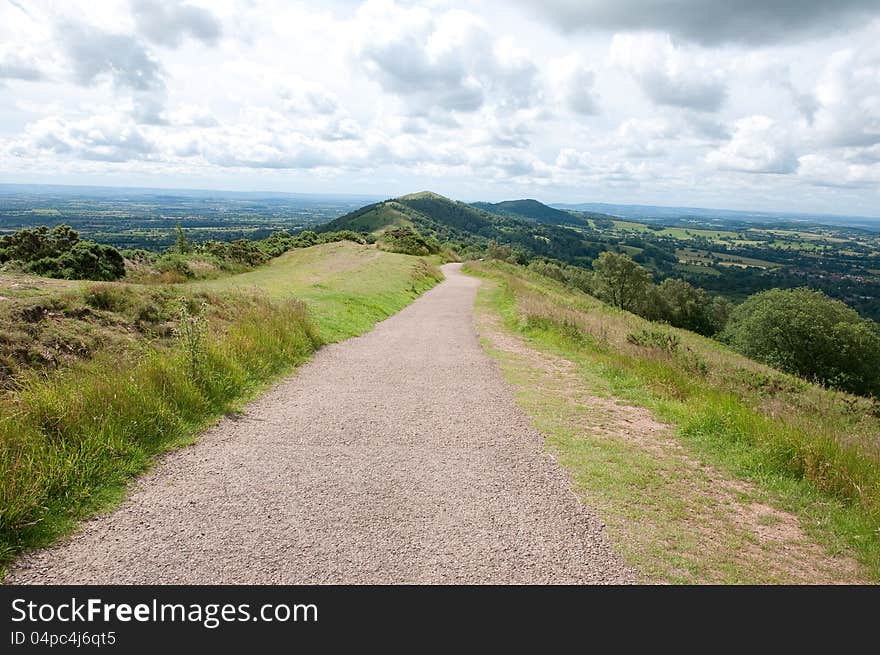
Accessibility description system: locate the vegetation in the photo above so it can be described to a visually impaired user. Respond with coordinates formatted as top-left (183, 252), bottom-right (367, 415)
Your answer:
top-left (0, 242), bottom-right (441, 573)
top-left (0, 225), bottom-right (125, 281)
top-left (467, 260), bottom-right (880, 580)
top-left (377, 226), bottom-right (441, 256)
top-left (721, 288), bottom-right (880, 396)
top-left (591, 251), bottom-right (653, 313)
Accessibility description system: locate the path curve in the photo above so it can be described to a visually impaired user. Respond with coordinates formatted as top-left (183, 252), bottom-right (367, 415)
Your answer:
top-left (8, 264), bottom-right (634, 584)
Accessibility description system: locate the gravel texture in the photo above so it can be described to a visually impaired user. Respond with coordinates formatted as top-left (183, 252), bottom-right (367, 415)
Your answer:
top-left (7, 264), bottom-right (635, 584)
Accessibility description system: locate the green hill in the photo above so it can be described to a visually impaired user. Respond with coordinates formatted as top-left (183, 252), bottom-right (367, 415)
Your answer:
top-left (318, 191), bottom-right (608, 266)
top-left (472, 199), bottom-right (587, 226)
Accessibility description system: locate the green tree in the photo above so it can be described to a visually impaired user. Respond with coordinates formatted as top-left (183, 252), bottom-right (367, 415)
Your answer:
top-left (174, 223), bottom-right (191, 254)
top-left (592, 251), bottom-right (652, 312)
top-left (656, 278), bottom-right (716, 335)
top-left (721, 287), bottom-right (880, 396)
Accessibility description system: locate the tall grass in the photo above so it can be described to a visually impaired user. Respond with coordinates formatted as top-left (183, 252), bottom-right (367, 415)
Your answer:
top-left (0, 295), bottom-right (318, 566)
top-left (0, 247), bottom-right (442, 573)
top-left (469, 261), bottom-right (880, 577)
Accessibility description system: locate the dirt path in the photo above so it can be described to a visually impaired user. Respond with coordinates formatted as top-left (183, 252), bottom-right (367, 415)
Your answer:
top-left (7, 264), bottom-right (634, 584)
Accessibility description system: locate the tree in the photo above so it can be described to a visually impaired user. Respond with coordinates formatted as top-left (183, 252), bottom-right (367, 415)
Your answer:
top-left (656, 278), bottom-right (714, 335)
top-left (591, 251), bottom-right (652, 312)
top-left (174, 223), bottom-right (191, 254)
top-left (721, 287), bottom-right (880, 396)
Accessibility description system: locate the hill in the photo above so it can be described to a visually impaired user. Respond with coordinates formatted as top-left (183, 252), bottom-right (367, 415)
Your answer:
top-left (472, 199), bottom-right (587, 226)
top-left (318, 191), bottom-right (609, 266)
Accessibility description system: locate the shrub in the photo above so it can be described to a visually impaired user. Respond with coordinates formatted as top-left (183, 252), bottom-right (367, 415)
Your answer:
top-left (155, 253), bottom-right (194, 278)
top-left (378, 227), bottom-right (439, 256)
top-left (1, 226), bottom-right (125, 281)
top-left (627, 327), bottom-right (681, 353)
top-left (721, 287), bottom-right (880, 396)
top-left (84, 284), bottom-right (131, 312)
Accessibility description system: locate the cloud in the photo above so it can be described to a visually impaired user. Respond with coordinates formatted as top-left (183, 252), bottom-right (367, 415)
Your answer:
top-left (57, 20), bottom-right (164, 92)
top-left (13, 114), bottom-right (157, 162)
top-left (810, 46), bottom-right (880, 148)
top-left (0, 51), bottom-right (45, 81)
top-left (353, 2), bottom-right (539, 118)
top-left (280, 84), bottom-right (340, 116)
top-left (549, 57), bottom-right (599, 115)
top-left (130, 0), bottom-right (222, 48)
top-left (515, 0), bottom-right (880, 45)
top-left (610, 34), bottom-right (727, 112)
top-left (706, 115), bottom-right (798, 174)
top-left (797, 154), bottom-right (880, 188)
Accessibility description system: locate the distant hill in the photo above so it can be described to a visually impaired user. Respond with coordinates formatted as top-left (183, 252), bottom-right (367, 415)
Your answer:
top-left (552, 201), bottom-right (880, 231)
top-left (471, 199), bottom-right (587, 226)
top-left (317, 191), bottom-right (608, 266)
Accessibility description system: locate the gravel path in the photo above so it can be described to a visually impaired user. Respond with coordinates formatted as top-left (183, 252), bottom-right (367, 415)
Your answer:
top-left (7, 264), bottom-right (634, 584)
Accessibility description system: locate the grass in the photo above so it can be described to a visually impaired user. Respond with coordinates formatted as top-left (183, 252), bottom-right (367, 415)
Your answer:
top-left (190, 241), bottom-right (442, 342)
top-left (610, 220), bottom-right (737, 241)
top-left (0, 242), bottom-right (441, 574)
top-left (467, 260), bottom-right (880, 582)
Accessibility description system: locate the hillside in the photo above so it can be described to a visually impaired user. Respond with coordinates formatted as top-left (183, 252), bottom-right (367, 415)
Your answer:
top-left (472, 199), bottom-right (587, 226)
top-left (0, 242), bottom-right (442, 571)
top-left (468, 259), bottom-right (880, 581)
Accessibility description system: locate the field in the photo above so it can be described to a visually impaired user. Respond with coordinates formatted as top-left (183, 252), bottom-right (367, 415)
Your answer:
top-left (0, 184), bottom-right (377, 250)
top-left (467, 260), bottom-right (880, 582)
top-left (0, 242), bottom-right (441, 573)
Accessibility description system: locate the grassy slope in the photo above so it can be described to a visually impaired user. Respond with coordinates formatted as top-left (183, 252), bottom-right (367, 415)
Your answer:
top-left (0, 242), bottom-right (441, 573)
top-left (467, 260), bottom-right (880, 582)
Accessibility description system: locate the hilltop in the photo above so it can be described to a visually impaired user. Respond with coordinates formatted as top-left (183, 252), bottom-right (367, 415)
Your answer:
top-left (318, 191), bottom-right (607, 266)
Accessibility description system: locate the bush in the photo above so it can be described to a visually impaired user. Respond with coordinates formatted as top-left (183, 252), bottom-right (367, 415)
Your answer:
top-left (0, 226), bottom-right (125, 281)
top-left (378, 227), bottom-right (439, 255)
top-left (721, 287), bottom-right (880, 396)
top-left (627, 327), bottom-right (681, 352)
top-left (155, 253), bottom-right (194, 278)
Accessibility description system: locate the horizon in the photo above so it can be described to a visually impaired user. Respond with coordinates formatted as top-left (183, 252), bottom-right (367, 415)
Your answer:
top-left (2, 181), bottom-right (879, 222)
top-left (1, 1), bottom-right (879, 217)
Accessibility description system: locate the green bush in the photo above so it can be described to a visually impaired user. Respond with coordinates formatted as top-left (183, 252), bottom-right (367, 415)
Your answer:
top-left (378, 227), bottom-right (439, 256)
top-left (155, 253), bottom-right (194, 278)
top-left (0, 226), bottom-right (125, 281)
top-left (721, 287), bottom-right (880, 396)
top-left (627, 327), bottom-right (681, 352)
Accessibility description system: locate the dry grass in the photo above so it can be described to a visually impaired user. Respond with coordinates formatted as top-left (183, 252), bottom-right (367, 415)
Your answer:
top-left (468, 260), bottom-right (880, 580)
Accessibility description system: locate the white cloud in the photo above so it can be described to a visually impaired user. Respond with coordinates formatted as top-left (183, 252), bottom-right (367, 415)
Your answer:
top-left (130, 0), bottom-right (222, 48)
top-left (0, 0), bottom-right (878, 213)
top-left (353, 2), bottom-right (539, 119)
top-left (610, 33), bottom-right (727, 112)
top-left (11, 113), bottom-right (157, 162)
top-left (706, 115), bottom-right (797, 174)
top-left (811, 46), bottom-right (880, 148)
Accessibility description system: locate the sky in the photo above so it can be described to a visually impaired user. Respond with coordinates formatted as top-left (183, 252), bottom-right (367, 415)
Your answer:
top-left (1, 0), bottom-right (879, 216)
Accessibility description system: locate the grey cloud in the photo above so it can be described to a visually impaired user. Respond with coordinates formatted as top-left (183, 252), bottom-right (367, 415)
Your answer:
top-left (361, 33), bottom-right (485, 112)
top-left (58, 21), bottom-right (164, 92)
top-left (516, 0), bottom-right (880, 45)
top-left (564, 68), bottom-right (599, 115)
top-left (357, 12), bottom-right (538, 118)
top-left (130, 0), bottom-right (222, 48)
top-left (0, 55), bottom-right (45, 81)
top-left (640, 70), bottom-right (727, 112)
top-left (25, 115), bottom-right (157, 163)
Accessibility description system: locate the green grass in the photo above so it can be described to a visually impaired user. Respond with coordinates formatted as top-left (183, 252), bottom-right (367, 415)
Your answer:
top-left (0, 242), bottom-right (441, 574)
top-left (190, 241), bottom-right (441, 342)
top-left (611, 220), bottom-right (737, 241)
top-left (468, 260), bottom-right (880, 581)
